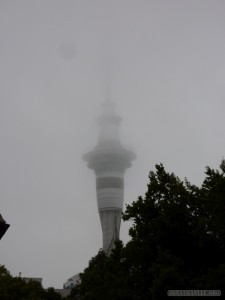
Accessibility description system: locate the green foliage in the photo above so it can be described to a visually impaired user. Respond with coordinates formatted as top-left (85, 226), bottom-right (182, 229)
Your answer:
top-left (45, 287), bottom-right (62, 300)
top-left (0, 265), bottom-right (62, 300)
top-left (70, 245), bottom-right (132, 300)
top-left (72, 163), bottom-right (225, 299)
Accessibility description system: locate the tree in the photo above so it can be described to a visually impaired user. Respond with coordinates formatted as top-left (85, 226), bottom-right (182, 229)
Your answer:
top-left (69, 245), bottom-right (132, 300)
top-left (45, 287), bottom-right (62, 300)
top-left (0, 265), bottom-right (62, 300)
top-left (71, 163), bottom-right (225, 299)
top-left (123, 164), bottom-right (225, 298)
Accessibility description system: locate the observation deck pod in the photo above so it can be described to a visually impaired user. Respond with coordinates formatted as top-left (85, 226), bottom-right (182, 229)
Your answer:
top-left (83, 142), bottom-right (136, 172)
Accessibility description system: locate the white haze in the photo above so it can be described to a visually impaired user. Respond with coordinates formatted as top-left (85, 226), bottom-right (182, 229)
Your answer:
top-left (1, 0), bottom-right (225, 288)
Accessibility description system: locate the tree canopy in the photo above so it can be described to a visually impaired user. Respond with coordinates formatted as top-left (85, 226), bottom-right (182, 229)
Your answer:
top-left (71, 163), bottom-right (225, 299)
top-left (0, 265), bottom-right (62, 300)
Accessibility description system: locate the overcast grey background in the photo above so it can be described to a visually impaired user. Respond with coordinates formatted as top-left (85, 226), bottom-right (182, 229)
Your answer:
top-left (1, 0), bottom-right (225, 288)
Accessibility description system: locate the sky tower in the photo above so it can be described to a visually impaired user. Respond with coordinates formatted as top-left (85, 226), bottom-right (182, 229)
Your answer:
top-left (83, 99), bottom-right (135, 255)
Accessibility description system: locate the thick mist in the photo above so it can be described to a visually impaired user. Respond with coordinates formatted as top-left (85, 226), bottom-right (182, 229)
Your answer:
top-left (1, 0), bottom-right (225, 288)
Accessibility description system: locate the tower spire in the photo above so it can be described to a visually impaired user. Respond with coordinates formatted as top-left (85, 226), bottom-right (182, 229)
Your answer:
top-left (104, 56), bottom-right (111, 104)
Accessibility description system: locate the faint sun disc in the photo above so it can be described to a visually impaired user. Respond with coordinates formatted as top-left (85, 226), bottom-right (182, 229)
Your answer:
top-left (58, 41), bottom-right (77, 60)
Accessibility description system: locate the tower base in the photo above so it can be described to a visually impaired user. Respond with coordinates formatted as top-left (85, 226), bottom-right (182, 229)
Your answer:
top-left (99, 209), bottom-right (121, 255)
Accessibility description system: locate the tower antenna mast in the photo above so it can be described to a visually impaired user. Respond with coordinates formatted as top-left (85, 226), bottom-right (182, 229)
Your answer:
top-left (104, 52), bottom-right (112, 104)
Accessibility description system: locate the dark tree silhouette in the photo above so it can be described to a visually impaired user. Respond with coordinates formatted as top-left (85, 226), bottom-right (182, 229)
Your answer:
top-left (0, 265), bottom-right (62, 300)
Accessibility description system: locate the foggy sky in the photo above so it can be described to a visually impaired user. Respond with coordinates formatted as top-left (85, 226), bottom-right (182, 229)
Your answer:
top-left (1, 0), bottom-right (225, 288)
